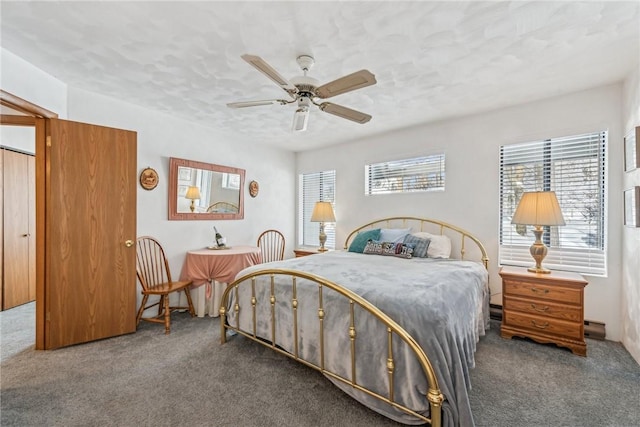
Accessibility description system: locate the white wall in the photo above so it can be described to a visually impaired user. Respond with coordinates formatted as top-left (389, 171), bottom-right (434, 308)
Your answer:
top-left (0, 48), bottom-right (67, 154)
top-left (1, 127), bottom-right (35, 154)
top-left (3, 45), bottom-right (633, 349)
top-left (297, 83), bottom-right (625, 341)
top-left (0, 48), bottom-right (67, 120)
top-left (1, 47), bottom-right (297, 313)
top-left (621, 64), bottom-right (640, 363)
top-left (67, 87), bottom-right (296, 277)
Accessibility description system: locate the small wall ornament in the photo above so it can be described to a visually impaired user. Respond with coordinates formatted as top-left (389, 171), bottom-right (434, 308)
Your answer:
top-left (249, 180), bottom-right (259, 198)
top-left (140, 167), bottom-right (159, 190)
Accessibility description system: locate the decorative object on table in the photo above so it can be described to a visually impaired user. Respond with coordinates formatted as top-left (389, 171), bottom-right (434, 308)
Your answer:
top-left (185, 186), bottom-right (201, 212)
top-left (624, 126), bottom-right (640, 172)
top-left (249, 180), bottom-right (259, 198)
top-left (310, 201), bottom-right (336, 252)
top-left (139, 167), bottom-right (159, 190)
top-left (624, 187), bottom-right (640, 227)
top-left (257, 229), bottom-right (285, 262)
top-left (207, 245), bottom-right (231, 250)
top-left (511, 191), bottom-right (565, 274)
top-left (214, 226), bottom-right (226, 247)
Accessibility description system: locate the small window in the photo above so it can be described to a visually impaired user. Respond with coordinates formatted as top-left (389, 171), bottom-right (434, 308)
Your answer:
top-left (298, 170), bottom-right (336, 248)
top-left (365, 154), bottom-right (445, 195)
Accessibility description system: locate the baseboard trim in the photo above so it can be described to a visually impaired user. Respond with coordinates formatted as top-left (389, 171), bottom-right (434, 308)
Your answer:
top-left (489, 304), bottom-right (606, 340)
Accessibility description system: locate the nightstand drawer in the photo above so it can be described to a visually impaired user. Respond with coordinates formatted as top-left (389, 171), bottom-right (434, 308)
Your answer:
top-left (504, 296), bottom-right (582, 322)
top-left (503, 279), bottom-right (581, 305)
top-left (503, 310), bottom-right (582, 340)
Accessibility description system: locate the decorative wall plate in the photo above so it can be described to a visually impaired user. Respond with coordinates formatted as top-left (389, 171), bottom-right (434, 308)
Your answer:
top-left (140, 167), bottom-right (159, 190)
top-left (249, 180), bottom-right (259, 198)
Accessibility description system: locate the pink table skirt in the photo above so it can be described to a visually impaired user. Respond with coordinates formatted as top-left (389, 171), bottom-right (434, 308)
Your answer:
top-left (179, 245), bottom-right (262, 318)
top-left (180, 245), bottom-right (262, 286)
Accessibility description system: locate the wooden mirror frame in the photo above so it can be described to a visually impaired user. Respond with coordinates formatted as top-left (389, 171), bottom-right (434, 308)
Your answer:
top-left (168, 157), bottom-right (245, 220)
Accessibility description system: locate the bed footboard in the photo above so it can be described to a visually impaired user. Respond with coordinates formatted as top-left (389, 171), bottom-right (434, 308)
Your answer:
top-left (220, 268), bottom-right (444, 427)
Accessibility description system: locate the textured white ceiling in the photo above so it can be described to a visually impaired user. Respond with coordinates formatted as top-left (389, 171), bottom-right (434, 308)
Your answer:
top-left (1, 1), bottom-right (638, 152)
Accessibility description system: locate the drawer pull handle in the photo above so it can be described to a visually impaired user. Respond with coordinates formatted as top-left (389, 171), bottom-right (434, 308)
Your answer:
top-left (531, 287), bottom-right (549, 294)
top-left (531, 304), bottom-right (549, 313)
top-left (531, 320), bottom-right (550, 329)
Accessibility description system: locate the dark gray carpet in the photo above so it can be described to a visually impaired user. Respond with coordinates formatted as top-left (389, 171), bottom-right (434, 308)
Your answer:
top-left (1, 302), bottom-right (639, 427)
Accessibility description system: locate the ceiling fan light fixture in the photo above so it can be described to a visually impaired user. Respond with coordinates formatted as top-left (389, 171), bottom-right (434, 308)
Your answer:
top-left (230, 54), bottom-right (377, 130)
top-left (292, 107), bottom-right (309, 132)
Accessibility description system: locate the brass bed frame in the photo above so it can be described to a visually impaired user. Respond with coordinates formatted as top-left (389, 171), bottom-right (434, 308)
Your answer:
top-left (220, 217), bottom-right (489, 427)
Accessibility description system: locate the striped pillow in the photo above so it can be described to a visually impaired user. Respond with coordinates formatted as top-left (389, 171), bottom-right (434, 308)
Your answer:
top-left (403, 234), bottom-right (431, 258)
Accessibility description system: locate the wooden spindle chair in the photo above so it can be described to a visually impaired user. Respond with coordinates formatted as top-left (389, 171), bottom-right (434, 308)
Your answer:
top-left (135, 236), bottom-right (195, 334)
top-left (256, 229), bottom-right (285, 263)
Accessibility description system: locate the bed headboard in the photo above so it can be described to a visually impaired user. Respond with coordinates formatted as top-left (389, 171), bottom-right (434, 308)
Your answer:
top-left (343, 217), bottom-right (489, 269)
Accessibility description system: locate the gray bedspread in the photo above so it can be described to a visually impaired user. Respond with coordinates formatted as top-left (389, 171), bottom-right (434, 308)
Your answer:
top-left (226, 251), bottom-right (489, 427)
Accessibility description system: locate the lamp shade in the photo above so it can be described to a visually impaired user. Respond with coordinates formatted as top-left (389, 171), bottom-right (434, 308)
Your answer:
top-left (310, 201), bottom-right (336, 223)
top-left (185, 186), bottom-right (201, 200)
top-left (512, 191), bottom-right (565, 226)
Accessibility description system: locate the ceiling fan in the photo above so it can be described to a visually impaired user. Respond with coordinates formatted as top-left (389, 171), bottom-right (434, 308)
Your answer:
top-left (227, 54), bottom-right (377, 132)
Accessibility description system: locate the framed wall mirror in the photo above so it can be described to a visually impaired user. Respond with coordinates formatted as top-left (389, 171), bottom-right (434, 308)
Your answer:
top-left (168, 157), bottom-right (245, 220)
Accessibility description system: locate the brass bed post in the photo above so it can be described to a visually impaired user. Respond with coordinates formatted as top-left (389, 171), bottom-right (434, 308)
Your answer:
top-left (318, 284), bottom-right (325, 371)
top-left (270, 274), bottom-right (276, 348)
top-left (349, 301), bottom-right (357, 385)
top-left (292, 277), bottom-right (299, 359)
top-left (386, 327), bottom-right (395, 402)
top-left (251, 278), bottom-right (257, 338)
top-left (219, 303), bottom-right (227, 344)
top-left (234, 285), bottom-right (240, 330)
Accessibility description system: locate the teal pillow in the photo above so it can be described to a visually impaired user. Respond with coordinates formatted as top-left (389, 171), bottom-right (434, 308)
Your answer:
top-left (348, 229), bottom-right (381, 253)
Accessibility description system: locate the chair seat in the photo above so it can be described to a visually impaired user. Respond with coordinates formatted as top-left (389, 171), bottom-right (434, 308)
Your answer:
top-left (143, 280), bottom-right (192, 295)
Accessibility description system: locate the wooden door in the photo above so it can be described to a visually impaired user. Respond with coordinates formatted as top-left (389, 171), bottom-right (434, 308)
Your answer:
top-left (27, 154), bottom-right (35, 301)
top-left (37, 118), bottom-right (137, 349)
top-left (2, 149), bottom-right (33, 309)
top-left (0, 149), bottom-right (3, 310)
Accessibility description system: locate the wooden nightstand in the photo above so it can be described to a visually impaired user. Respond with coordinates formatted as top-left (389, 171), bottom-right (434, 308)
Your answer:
top-left (294, 248), bottom-right (331, 257)
top-left (500, 266), bottom-right (588, 356)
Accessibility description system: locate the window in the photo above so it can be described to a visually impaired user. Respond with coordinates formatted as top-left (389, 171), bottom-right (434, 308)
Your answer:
top-left (299, 170), bottom-right (336, 248)
top-left (499, 131), bottom-right (607, 275)
top-left (365, 154), bottom-right (445, 195)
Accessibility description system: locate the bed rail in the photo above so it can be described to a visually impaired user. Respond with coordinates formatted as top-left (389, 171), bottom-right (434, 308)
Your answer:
top-left (220, 268), bottom-right (444, 427)
top-left (343, 216), bottom-right (489, 269)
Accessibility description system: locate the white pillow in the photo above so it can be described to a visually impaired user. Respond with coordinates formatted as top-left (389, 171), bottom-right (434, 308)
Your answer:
top-left (379, 227), bottom-right (412, 243)
top-left (412, 232), bottom-right (451, 258)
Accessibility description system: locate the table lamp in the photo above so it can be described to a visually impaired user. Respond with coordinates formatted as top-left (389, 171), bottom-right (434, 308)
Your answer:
top-left (511, 191), bottom-right (565, 274)
top-left (185, 186), bottom-right (201, 212)
top-left (310, 201), bottom-right (336, 252)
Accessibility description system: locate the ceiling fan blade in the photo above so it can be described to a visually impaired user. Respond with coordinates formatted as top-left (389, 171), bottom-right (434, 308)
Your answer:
top-left (319, 102), bottom-right (372, 124)
top-left (315, 70), bottom-right (376, 99)
top-left (226, 99), bottom-right (288, 109)
top-left (241, 54), bottom-right (298, 96)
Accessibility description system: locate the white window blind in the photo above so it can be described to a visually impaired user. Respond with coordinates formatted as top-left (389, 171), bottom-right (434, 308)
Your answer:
top-left (499, 131), bottom-right (607, 275)
top-left (365, 154), bottom-right (445, 195)
top-left (298, 170), bottom-right (336, 248)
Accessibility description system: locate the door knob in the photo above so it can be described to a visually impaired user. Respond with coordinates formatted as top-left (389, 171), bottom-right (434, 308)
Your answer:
top-left (125, 240), bottom-right (134, 247)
